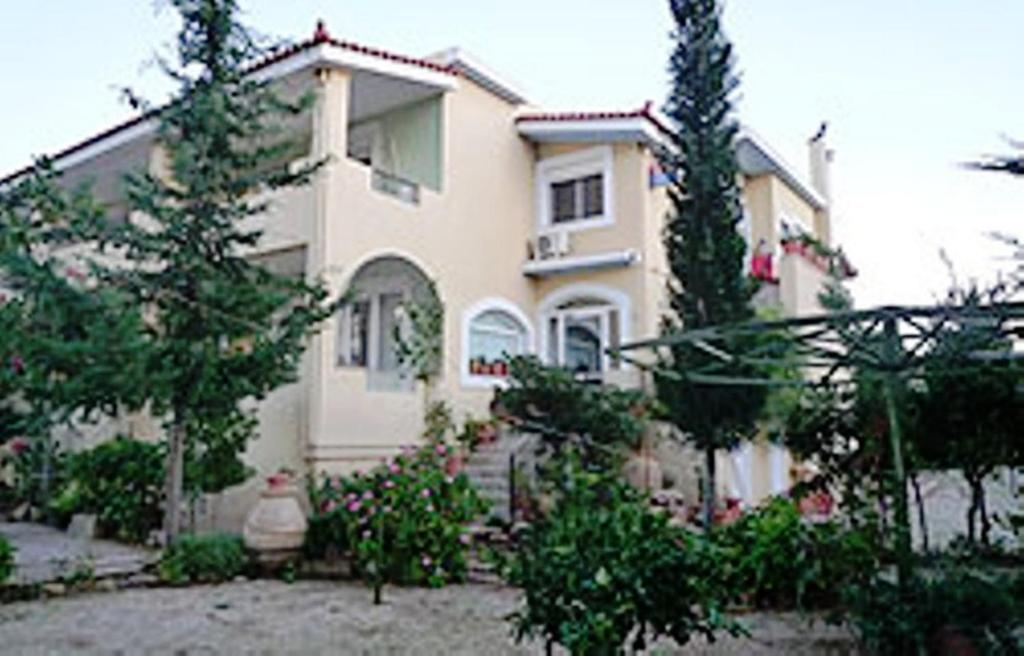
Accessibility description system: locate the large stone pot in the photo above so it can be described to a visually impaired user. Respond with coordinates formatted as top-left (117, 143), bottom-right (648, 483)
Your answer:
top-left (243, 472), bottom-right (307, 567)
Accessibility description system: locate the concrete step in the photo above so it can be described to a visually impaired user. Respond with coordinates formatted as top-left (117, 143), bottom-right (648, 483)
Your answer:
top-left (463, 466), bottom-right (508, 480)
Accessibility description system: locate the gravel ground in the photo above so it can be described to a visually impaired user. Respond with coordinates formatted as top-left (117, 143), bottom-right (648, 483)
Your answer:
top-left (0, 580), bottom-right (859, 655)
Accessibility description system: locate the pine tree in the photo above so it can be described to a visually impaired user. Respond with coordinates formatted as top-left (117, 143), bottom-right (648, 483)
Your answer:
top-left (657, 0), bottom-right (767, 526)
top-left (91, 0), bottom-right (334, 540)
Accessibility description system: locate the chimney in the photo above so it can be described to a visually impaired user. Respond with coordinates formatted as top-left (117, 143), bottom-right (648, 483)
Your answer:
top-left (808, 122), bottom-right (833, 203)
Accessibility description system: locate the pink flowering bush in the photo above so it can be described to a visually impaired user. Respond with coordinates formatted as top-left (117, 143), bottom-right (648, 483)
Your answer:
top-left (306, 442), bottom-right (488, 587)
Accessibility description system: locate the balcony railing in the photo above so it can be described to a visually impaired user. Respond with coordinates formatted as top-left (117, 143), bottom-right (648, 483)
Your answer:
top-left (371, 169), bottom-right (420, 205)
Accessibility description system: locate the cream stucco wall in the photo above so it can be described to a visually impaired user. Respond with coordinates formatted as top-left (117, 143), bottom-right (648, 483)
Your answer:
top-left (28, 51), bottom-right (838, 523)
top-left (305, 69), bottom-right (537, 474)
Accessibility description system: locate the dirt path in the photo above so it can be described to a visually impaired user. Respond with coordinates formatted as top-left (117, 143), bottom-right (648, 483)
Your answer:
top-left (0, 580), bottom-right (859, 654)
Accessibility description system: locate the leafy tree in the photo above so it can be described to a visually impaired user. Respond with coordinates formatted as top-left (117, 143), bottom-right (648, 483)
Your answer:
top-left (657, 0), bottom-right (766, 525)
top-left (910, 284), bottom-right (1024, 545)
top-left (495, 356), bottom-right (649, 470)
top-left (0, 166), bottom-right (148, 509)
top-left (87, 0), bottom-right (335, 540)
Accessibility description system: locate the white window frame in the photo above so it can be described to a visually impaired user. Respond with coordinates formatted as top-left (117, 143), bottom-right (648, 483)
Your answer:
top-left (556, 307), bottom-right (612, 374)
top-left (337, 289), bottom-right (414, 391)
top-left (460, 298), bottom-right (534, 389)
top-left (536, 145), bottom-right (615, 234)
top-left (538, 283), bottom-right (631, 377)
top-left (336, 256), bottom-right (437, 394)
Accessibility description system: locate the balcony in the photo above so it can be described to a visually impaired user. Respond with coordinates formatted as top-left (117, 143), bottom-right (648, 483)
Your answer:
top-left (345, 71), bottom-right (445, 202)
top-left (371, 169), bottom-right (420, 205)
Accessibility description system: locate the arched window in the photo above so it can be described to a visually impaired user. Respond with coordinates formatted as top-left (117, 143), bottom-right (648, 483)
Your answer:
top-left (337, 255), bottom-right (439, 391)
top-left (539, 285), bottom-right (629, 379)
top-left (462, 300), bottom-right (532, 386)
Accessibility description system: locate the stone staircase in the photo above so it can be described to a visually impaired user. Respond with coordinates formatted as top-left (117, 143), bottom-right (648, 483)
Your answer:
top-left (462, 433), bottom-right (538, 524)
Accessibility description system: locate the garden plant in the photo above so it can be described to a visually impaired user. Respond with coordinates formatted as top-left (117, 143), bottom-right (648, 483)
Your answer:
top-left (159, 533), bottom-right (248, 584)
top-left (0, 534), bottom-right (14, 584)
top-left (307, 441), bottom-right (488, 588)
top-left (507, 455), bottom-right (741, 655)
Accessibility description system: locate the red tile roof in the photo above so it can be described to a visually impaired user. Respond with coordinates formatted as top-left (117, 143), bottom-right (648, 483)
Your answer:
top-left (252, 20), bottom-right (457, 77)
top-left (516, 101), bottom-right (672, 137)
top-left (2, 20), bottom-right (456, 184)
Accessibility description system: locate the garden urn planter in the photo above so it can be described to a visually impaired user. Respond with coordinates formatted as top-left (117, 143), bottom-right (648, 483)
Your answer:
top-left (243, 472), bottom-right (307, 566)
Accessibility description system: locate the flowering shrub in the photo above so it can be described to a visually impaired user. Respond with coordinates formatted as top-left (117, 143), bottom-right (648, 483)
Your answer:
top-left (307, 442), bottom-right (488, 587)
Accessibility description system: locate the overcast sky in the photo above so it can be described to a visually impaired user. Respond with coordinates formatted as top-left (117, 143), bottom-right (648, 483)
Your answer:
top-left (2, 1), bottom-right (1020, 307)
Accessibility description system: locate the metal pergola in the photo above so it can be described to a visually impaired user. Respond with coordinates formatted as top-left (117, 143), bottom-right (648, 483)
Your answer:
top-left (614, 300), bottom-right (1024, 585)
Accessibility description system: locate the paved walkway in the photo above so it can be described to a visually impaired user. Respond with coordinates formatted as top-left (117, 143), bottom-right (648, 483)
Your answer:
top-left (0, 522), bottom-right (155, 585)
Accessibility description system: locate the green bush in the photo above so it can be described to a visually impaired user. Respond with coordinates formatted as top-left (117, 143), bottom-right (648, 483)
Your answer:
top-left (159, 533), bottom-right (247, 584)
top-left (57, 437), bottom-right (165, 543)
top-left (0, 534), bottom-right (15, 583)
top-left (713, 496), bottom-right (877, 611)
top-left (2, 437), bottom-right (68, 513)
top-left (507, 459), bottom-right (740, 654)
top-left (495, 356), bottom-right (650, 469)
top-left (844, 565), bottom-right (1023, 655)
top-left (307, 442), bottom-right (488, 587)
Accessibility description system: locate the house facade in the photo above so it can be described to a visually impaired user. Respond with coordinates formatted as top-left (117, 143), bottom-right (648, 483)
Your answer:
top-left (7, 24), bottom-right (843, 529)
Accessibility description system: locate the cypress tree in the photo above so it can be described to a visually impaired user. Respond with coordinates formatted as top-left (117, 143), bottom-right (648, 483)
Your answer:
top-left (657, 0), bottom-right (767, 526)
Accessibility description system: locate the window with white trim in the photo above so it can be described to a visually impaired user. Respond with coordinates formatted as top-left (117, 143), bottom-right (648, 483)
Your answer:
top-left (536, 146), bottom-right (614, 231)
top-left (466, 309), bottom-right (529, 379)
top-left (551, 174), bottom-right (604, 223)
top-left (544, 297), bottom-right (622, 377)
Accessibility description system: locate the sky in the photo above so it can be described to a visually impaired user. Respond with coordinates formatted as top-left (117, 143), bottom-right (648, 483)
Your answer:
top-left (1, 1), bottom-right (1021, 308)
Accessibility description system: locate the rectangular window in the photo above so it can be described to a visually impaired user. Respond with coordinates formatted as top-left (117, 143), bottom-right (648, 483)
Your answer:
top-left (564, 314), bottom-right (603, 374)
top-left (348, 300), bottom-right (370, 367)
top-left (582, 174), bottom-right (604, 217)
top-left (551, 180), bottom-right (578, 223)
top-left (546, 305), bottom-right (621, 378)
top-left (550, 174), bottom-right (605, 224)
top-left (376, 292), bottom-right (404, 372)
top-left (547, 317), bottom-right (560, 364)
